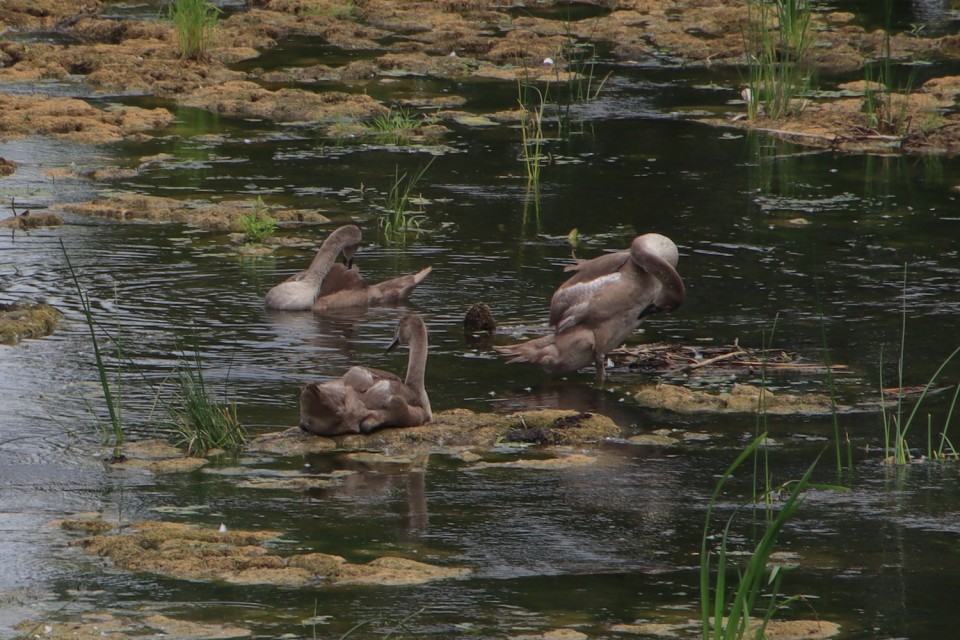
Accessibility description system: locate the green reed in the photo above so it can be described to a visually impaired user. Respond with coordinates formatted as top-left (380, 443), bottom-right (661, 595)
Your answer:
top-left (880, 268), bottom-right (960, 463)
top-left (518, 81), bottom-right (547, 188)
top-left (166, 345), bottom-right (245, 455)
top-left (238, 196), bottom-right (278, 244)
top-left (380, 157), bottom-right (434, 239)
top-left (167, 0), bottom-right (221, 61)
top-left (701, 437), bottom-right (842, 640)
top-left (862, 0), bottom-right (916, 137)
top-left (63, 242), bottom-right (125, 461)
top-left (742, 0), bottom-right (813, 120)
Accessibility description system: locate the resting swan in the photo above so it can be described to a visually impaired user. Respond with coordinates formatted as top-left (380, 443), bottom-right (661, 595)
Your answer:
top-left (494, 233), bottom-right (685, 385)
top-left (299, 314), bottom-right (432, 435)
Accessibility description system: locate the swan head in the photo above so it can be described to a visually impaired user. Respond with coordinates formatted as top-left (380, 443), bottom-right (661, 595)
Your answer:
top-left (386, 313), bottom-right (426, 353)
top-left (631, 233), bottom-right (679, 267)
top-left (331, 225), bottom-right (362, 267)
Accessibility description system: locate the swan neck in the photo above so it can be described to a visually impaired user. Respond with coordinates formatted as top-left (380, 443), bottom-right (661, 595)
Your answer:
top-left (404, 324), bottom-right (429, 391)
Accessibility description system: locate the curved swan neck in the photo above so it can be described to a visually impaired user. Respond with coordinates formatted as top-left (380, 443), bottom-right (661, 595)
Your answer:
top-left (630, 236), bottom-right (685, 311)
top-left (404, 321), bottom-right (429, 390)
top-left (303, 226), bottom-right (361, 284)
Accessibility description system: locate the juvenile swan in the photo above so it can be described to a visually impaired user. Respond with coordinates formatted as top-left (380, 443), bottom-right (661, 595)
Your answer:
top-left (311, 266), bottom-right (432, 314)
top-left (494, 233), bottom-right (685, 385)
top-left (299, 314), bottom-right (432, 436)
top-left (264, 225), bottom-right (362, 310)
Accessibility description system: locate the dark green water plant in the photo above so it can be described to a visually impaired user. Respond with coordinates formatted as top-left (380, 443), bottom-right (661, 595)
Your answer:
top-left (167, 0), bottom-right (221, 61)
top-left (166, 346), bottom-right (245, 455)
top-left (700, 438), bottom-right (843, 640)
top-left (380, 158), bottom-right (434, 240)
top-left (63, 242), bottom-right (125, 461)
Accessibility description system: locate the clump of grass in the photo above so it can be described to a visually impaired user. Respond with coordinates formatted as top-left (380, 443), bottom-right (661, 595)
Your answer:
top-left (742, 0), bottom-right (814, 120)
top-left (880, 266), bottom-right (960, 464)
top-left (167, 0), bottom-right (221, 61)
top-left (380, 158), bottom-right (434, 239)
top-left (166, 348), bottom-right (245, 455)
top-left (238, 197), bottom-right (278, 244)
top-left (700, 437), bottom-right (844, 640)
top-left (365, 107), bottom-right (421, 136)
top-left (63, 241), bottom-right (125, 461)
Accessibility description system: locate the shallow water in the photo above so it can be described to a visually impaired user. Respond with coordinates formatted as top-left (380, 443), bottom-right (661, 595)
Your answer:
top-left (3, 6), bottom-right (960, 639)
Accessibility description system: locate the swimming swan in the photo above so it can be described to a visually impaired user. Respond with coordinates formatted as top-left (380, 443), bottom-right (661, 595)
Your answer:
top-left (264, 225), bottom-right (431, 313)
top-left (494, 233), bottom-right (685, 384)
top-left (299, 314), bottom-right (432, 435)
top-left (264, 225), bottom-right (362, 310)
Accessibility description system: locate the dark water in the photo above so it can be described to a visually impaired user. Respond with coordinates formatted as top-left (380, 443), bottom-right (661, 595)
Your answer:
top-left (3, 6), bottom-right (960, 639)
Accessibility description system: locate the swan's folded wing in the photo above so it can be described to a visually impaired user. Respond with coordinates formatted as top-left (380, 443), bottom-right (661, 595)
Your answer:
top-left (341, 366), bottom-right (401, 393)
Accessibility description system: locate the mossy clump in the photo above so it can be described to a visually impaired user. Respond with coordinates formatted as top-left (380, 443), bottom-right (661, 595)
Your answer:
top-left (0, 302), bottom-right (63, 344)
top-left (248, 408), bottom-right (622, 457)
top-left (634, 383), bottom-right (840, 415)
top-left (67, 519), bottom-right (469, 586)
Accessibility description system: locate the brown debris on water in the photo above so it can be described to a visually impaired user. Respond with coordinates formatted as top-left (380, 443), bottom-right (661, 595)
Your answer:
top-left (0, 211), bottom-right (64, 230)
top-left (0, 303), bottom-right (63, 344)
top-left (180, 80), bottom-right (388, 124)
top-left (16, 612), bottom-right (251, 640)
top-left (107, 439), bottom-right (209, 474)
top-left (634, 383), bottom-right (841, 415)
top-left (0, 158), bottom-right (16, 177)
top-left (613, 341), bottom-right (847, 377)
top-left (0, 95), bottom-right (174, 144)
top-left (66, 519), bottom-right (468, 586)
top-left (60, 193), bottom-right (330, 231)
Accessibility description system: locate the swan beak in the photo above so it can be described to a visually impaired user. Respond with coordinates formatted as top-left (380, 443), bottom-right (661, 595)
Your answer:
top-left (386, 337), bottom-right (400, 353)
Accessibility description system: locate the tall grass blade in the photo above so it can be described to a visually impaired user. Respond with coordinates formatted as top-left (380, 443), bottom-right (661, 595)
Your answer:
top-left (61, 240), bottom-right (125, 460)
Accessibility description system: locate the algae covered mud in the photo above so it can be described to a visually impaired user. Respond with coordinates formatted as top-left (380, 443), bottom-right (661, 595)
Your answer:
top-left (3, 0), bottom-right (960, 639)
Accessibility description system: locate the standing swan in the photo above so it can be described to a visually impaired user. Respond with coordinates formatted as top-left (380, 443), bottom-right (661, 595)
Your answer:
top-left (265, 225), bottom-right (362, 310)
top-left (299, 314), bottom-right (432, 435)
top-left (494, 233), bottom-right (685, 385)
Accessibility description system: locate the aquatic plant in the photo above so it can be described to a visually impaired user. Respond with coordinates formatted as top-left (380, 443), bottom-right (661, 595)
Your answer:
top-left (167, 0), bottom-right (221, 61)
top-left (880, 267), bottom-right (960, 464)
top-left (166, 346), bottom-right (245, 455)
top-left (238, 196), bottom-right (278, 244)
top-left (518, 82), bottom-right (547, 192)
top-left (365, 107), bottom-right (421, 136)
top-left (861, 3), bottom-right (916, 137)
top-left (379, 158), bottom-right (434, 239)
top-left (63, 242), bottom-right (125, 461)
top-left (742, 0), bottom-right (814, 120)
top-left (700, 437), bottom-right (840, 640)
